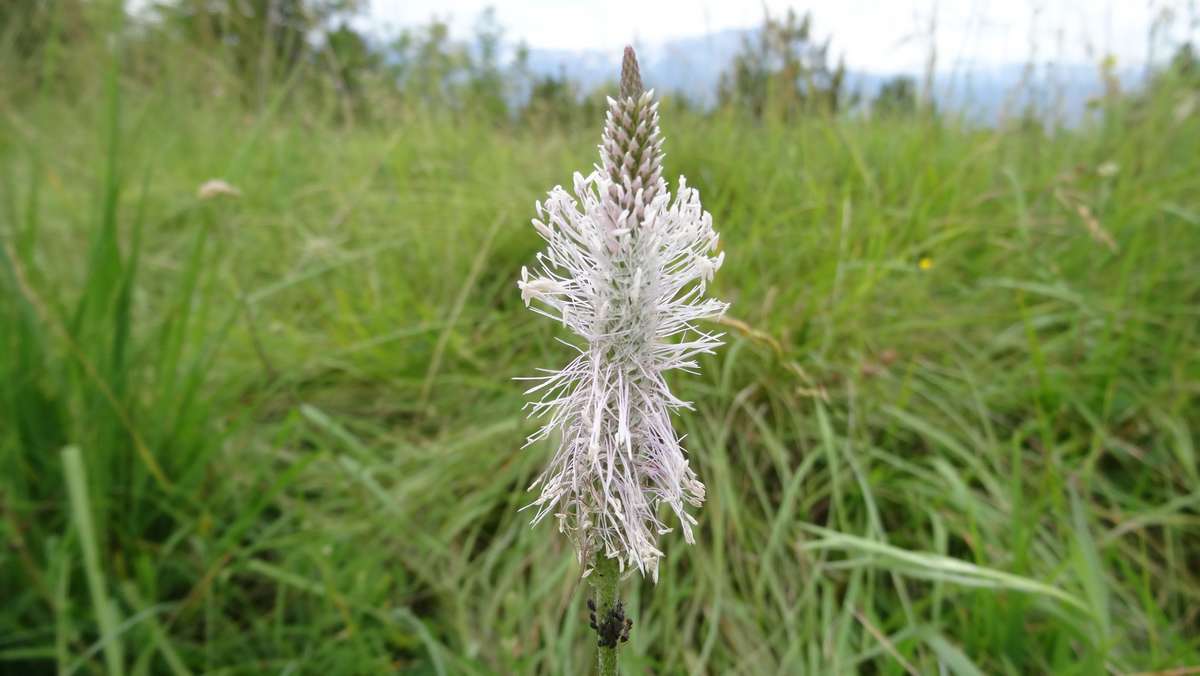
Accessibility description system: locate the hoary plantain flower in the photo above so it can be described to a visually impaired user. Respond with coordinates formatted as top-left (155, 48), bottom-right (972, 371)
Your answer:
top-left (518, 46), bottom-right (728, 586)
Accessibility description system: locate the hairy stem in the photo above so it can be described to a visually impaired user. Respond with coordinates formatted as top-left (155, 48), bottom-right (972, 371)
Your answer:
top-left (589, 554), bottom-right (621, 675)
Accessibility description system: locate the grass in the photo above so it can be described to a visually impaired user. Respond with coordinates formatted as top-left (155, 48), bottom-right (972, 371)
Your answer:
top-left (2, 23), bottom-right (1200, 675)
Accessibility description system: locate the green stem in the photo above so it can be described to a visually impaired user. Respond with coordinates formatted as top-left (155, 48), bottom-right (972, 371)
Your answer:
top-left (589, 553), bottom-right (621, 676)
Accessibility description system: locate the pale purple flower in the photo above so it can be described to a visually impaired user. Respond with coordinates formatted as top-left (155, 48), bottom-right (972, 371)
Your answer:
top-left (518, 47), bottom-right (728, 582)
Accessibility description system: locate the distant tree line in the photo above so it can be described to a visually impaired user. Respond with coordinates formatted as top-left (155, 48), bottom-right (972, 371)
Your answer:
top-left (3, 1), bottom-right (1196, 127)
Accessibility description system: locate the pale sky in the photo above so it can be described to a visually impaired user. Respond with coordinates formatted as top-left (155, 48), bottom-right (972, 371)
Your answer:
top-left (359, 0), bottom-right (1199, 73)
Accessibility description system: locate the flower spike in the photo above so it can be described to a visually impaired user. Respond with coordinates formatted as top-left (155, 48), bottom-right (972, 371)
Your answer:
top-left (518, 46), bottom-right (728, 582)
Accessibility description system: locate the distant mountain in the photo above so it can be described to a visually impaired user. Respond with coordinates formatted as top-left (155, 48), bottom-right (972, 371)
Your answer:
top-left (524, 28), bottom-right (1147, 124)
top-left (525, 29), bottom-right (747, 106)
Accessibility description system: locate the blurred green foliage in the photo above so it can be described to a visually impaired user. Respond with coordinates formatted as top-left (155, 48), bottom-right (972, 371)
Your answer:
top-left (872, 76), bottom-right (920, 118)
top-left (718, 9), bottom-right (850, 119)
top-left (2, 2), bottom-right (1199, 674)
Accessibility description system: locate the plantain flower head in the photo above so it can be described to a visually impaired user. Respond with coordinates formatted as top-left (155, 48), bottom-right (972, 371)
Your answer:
top-left (518, 47), bottom-right (728, 582)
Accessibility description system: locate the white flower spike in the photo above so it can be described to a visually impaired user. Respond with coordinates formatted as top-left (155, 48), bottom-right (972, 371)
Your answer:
top-left (518, 46), bottom-right (728, 582)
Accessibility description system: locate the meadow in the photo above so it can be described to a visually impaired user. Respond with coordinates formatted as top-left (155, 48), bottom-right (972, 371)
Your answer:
top-left (3, 13), bottom-right (1200, 675)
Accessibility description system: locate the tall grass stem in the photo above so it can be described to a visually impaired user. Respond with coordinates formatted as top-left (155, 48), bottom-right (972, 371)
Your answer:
top-left (63, 446), bottom-right (125, 676)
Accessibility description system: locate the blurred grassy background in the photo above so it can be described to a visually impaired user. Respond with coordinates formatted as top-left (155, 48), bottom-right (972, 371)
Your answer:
top-left (2, 2), bottom-right (1199, 674)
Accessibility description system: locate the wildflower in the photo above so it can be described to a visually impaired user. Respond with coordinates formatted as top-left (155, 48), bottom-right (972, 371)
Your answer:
top-left (918, 256), bottom-right (934, 271)
top-left (197, 179), bottom-right (241, 200)
top-left (518, 46), bottom-right (728, 583)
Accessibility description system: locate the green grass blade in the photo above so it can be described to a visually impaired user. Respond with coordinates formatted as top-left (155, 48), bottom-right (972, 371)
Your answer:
top-left (62, 445), bottom-right (125, 676)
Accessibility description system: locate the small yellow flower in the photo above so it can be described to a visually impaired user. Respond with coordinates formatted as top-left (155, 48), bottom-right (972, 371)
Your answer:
top-left (918, 256), bottom-right (934, 271)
